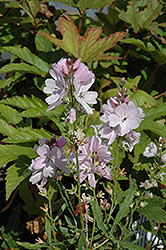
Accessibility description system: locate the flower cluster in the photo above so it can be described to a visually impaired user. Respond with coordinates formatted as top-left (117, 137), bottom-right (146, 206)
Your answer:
top-left (99, 92), bottom-right (145, 146)
top-left (70, 135), bottom-right (113, 187)
top-left (141, 137), bottom-right (166, 190)
top-left (44, 58), bottom-right (98, 121)
top-left (29, 135), bottom-right (69, 187)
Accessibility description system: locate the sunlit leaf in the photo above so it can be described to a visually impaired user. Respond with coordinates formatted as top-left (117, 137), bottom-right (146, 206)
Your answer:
top-left (0, 104), bottom-right (22, 124)
top-left (3, 127), bottom-right (52, 143)
top-left (0, 95), bottom-right (46, 109)
top-left (0, 145), bottom-right (36, 167)
top-left (39, 15), bottom-right (126, 63)
top-left (0, 62), bottom-right (47, 77)
top-left (130, 89), bottom-right (158, 107)
top-left (0, 119), bottom-right (17, 136)
top-left (2, 46), bottom-right (49, 75)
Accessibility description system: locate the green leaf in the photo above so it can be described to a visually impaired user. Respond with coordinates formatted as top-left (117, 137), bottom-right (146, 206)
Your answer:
top-left (139, 121), bottom-right (166, 139)
top-left (5, 1), bottom-right (20, 8)
top-left (40, 0), bottom-right (76, 6)
top-left (0, 119), bottom-right (17, 136)
top-left (116, 0), bottom-right (163, 35)
top-left (0, 104), bottom-right (22, 124)
top-left (35, 31), bottom-right (53, 52)
top-left (137, 196), bottom-right (166, 223)
top-left (19, 179), bottom-right (46, 215)
top-left (146, 22), bottom-right (166, 44)
top-left (56, 179), bottom-right (77, 226)
top-left (121, 38), bottom-right (166, 65)
top-left (45, 216), bottom-right (51, 245)
top-left (0, 72), bottom-right (24, 89)
top-left (6, 157), bottom-right (31, 200)
top-left (140, 220), bottom-right (157, 235)
top-left (39, 15), bottom-right (126, 63)
top-left (91, 197), bottom-right (108, 235)
top-left (77, 0), bottom-right (115, 13)
top-left (116, 3), bottom-right (140, 33)
top-left (3, 127), bottom-right (52, 143)
top-left (139, 0), bottom-right (162, 28)
top-left (0, 62), bottom-right (47, 77)
top-left (142, 102), bottom-right (166, 120)
top-left (16, 241), bottom-right (47, 249)
top-left (138, 103), bottom-right (166, 138)
top-left (0, 95), bottom-right (46, 109)
top-left (130, 89), bottom-right (158, 107)
top-left (0, 145), bottom-right (36, 167)
top-left (20, 0), bottom-right (40, 18)
top-left (19, 106), bottom-right (47, 118)
top-left (2, 46), bottom-right (49, 75)
top-left (115, 240), bottom-right (144, 249)
top-left (78, 231), bottom-right (84, 250)
top-left (111, 178), bottom-right (137, 234)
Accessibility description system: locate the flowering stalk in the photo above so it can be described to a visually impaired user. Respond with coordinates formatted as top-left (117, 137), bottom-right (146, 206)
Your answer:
top-left (48, 182), bottom-right (57, 247)
top-left (89, 188), bottom-right (96, 249)
top-left (75, 144), bottom-right (88, 249)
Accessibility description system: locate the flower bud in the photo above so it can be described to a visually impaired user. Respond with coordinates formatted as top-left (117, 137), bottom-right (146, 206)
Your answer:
top-left (67, 58), bottom-right (73, 66)
top-left (110, 97), bottom-right (119, 106)
top-left (117, 91), bottom-right (122, 98)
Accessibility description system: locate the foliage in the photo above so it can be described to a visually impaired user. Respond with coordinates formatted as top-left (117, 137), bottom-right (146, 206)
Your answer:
top-left (0, 0), bottom-right (166, 249)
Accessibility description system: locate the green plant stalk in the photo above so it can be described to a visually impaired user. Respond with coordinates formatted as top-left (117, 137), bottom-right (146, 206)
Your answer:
top-left (48, 190), bottom-right (58, 247)
top-left (121, 190), bottom-right (145, 241)
top-left (89, 188), bottom-right (96, 249)
top-left (75, 144), bottom-right (88, 249)
top-left (107, 138), bottom-right (120, 225)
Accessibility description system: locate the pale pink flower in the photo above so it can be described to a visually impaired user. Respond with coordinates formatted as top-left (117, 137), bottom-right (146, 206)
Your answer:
top-left (99, 125), bottom-right (117, 145)
top-left (143, 142), bottom-right (157, 158)
top-left (73, 59), bottom-right (94, 84)
top-left (73, 61), bottom-right (98, 115)
top-left (44, 68), bottom-right (68, 111)
top-left (100, 99), bottom-right (144, 144)
top-left (79, 158), bottom-right (97, 188)
top-left (122, 131), bottom-right (141, 152)
top-left (161, 153), bottom-right (166, 163)
top-left (73, 77), bottom-right (98, 114)
top-left (64, 108), bottom-right (76, 124)
top-left (108, 101), bottom-right (144, 136)
top-left (157, 171), bottom-right (166, 181)
top-left (70, 135), bottom-right (112, 187)
top-left (29, 136), bottom-right (69, 187)
top-left (52, 58), bottom-right (70, 76)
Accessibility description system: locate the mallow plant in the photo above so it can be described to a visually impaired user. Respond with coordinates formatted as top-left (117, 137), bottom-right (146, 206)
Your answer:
top-left (18, 57), bottom-right (165, 250)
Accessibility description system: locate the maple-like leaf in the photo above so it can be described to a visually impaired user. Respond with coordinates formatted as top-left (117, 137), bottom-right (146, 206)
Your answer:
top-left (116, 0), bottom-right (165, 44)
top-left (39, 14), bottom-right (127, 63)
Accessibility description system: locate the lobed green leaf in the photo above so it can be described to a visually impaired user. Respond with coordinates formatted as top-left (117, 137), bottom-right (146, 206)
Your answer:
top-left (39, 15), bottom-right (126, 63)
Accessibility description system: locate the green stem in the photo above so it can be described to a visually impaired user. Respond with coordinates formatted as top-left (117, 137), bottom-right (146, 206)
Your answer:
top-left (113, 138), bottom-right (120, 184)
top-left (48, 187), bottom-right (57, 247)
top-left (75, 144), bottom-right (88, 249)
top-left (89, 188), bottom-right (96, 249)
